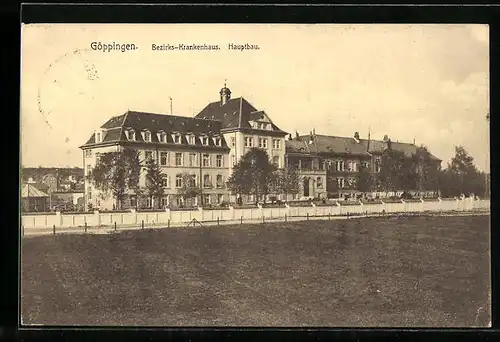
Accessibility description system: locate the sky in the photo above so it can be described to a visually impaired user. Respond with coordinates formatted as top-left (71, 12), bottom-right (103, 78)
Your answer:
top-left (20, 24), bottom-right (490, 171)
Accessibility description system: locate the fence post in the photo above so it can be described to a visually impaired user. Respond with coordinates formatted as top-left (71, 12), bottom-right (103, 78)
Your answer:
top-left (307, 212), bottom-right (309, 220)
top-left (285, 213), bottom-right (287, 222)
top-left (262, 215), bottom-right (265, 224)
top-left (142, 220), bottom-right (144, 230)
top-left (240, 216), bottom-right (243, 225)
top-left (53, 224), bottom-right (56, 235)
top-left (84, 222), bottom-right (87, 232)
top-left (167, 219), bottom-right (170, 228)
top-left (114, 222), bottom-right (117, 231)
top-left (217, 217), bottom-right (220, 226)
top-left (22, 225), bottom-right (24, 237)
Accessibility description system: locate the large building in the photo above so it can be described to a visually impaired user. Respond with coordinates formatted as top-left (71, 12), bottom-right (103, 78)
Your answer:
top-left (80, 84), bottom-right (441, 210)
top-left (286, 132), bottom-right (441, 200)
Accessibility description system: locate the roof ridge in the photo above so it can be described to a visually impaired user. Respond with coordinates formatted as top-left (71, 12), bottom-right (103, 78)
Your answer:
top-left (127, 110), bottom-right (222, 123)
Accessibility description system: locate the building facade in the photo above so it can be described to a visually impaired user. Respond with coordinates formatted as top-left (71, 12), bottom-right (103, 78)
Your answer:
top-left (80, 110), bottom-right (232, 210)
top-left (80, 84), bottom-right (442, 210)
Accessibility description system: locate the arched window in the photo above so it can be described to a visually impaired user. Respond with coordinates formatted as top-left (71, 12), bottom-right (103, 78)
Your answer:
top-left (317, 177), bottom-right (323, 188)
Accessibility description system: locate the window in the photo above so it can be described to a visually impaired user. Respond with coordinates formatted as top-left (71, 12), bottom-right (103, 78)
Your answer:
top-left (189, 175), bottom-right (197, 187)
top-left (143, 131), bottom-right (151, 142)
top-left (164, 175), bottom-right (170, 188)
top-left (348, 177), bottom-right (356, 187)
top-left (230, 137), bottom-right (235, 147)
top-left (189, 153), bottom-right (197, 167)
top-left (86, 164), bottom-right (91, 176)
top-left (203, 174), bottom-right (212, 188)
top-left (375, 157), bottom-right (381, 173)
top-left (216, 154), bottom-right (223, 167)
top-left (231, 155), bottom-right (236, 166)
top-left (201, 136), bottom-right (209, 146)
top-left (202, 154), bottom-right (210, 167)
top-left (217, 194), bottom-right (224, 204)
top-left (158, 132), bottom-right (167, 143)
top-left (213, 137), bottom-right (222, 146)
top-left (337, 177), bottom-right (345, 188)
top-left (177, 197), bottom-right (184, 206)
top-left (161, 197), bottom-right (169, 207)
top-left (145, 151), bottom-right (153, 161)
top-left (173, 134), bottom-right (181, 144)
top-left (175, 152), bottom-right (183, 166)
top-left (175, 174), bottom-right (182, 188)
top-left (245, 137), bottom-right (253, 147)
top-left (203, 194), bottom-right (211, 205)
top-left (187, 135), bottom-right (196, 145)
top-left (160, 152), bottom-right (169, 166)
top-left (273, 139), bottom-right (281, 149)
top-left (259, 138), bottom-right (268, 148)
top-left (96, 132), bottom-right (101, 143)
top-left (272, 156), bottom-right (280, 168)
top-left (317, 177), bottom-right (323, 188)
top-left (88, 190), bottom-right (92, 200)
top-left (125, 130), bottom-right (135, 141)
top-left (347, 161), bottom-right (354, 172)
top-left (336, 160), bottom-right (345, 172)
top-left (216, 174), bottom-right (224, 188)
top-left (85, 150), bottom-right (92, 158)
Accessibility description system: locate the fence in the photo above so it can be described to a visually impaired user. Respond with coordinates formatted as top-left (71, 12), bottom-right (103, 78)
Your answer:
top-left (20, 197), bottom-right (490, 236)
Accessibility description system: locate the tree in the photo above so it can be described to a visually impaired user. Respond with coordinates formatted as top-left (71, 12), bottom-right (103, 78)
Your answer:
top-left (89, 148), bottom-right (144, 210)
top-left (326, 175), bottom-right (339, 198)
top-left (438, 146), bottom-right (486, 197)
top-left (123, 148), bottom-right (142, 208)
top-left (226, 148), bottom-right (277, 204)
top-left (177, 172), bottom-right (201, 207)
top-left (89, 151), bottom-right (127, 209)
top-left (144, 157), bottom-right (167, 209)
top-left (379, 148), bottom-right (406, 191)
top-left (357, 162), bottom-right (373, 193)
top-left (275, 166), bottom-right (300, 201)
top-left (413, 146), bottom-right (440, 192)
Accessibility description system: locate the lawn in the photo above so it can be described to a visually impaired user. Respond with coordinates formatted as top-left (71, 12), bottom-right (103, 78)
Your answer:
top-left (21, 214), bottom-right (491, 327)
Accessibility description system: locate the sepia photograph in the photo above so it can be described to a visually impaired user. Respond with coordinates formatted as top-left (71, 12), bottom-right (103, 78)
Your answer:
top-left (20, 23), bottom-right (490, 327)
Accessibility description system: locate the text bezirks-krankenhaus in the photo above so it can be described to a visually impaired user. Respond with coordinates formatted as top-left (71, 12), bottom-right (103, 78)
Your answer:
top-left (152, 44), bottom-right (220, 51)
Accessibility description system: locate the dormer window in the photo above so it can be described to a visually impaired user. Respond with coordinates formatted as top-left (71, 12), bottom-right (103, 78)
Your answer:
top-left (213, 137), bottom-right (222, 147)
top-left (157, 131), bottom-right (167, 143)
top-left (125, 129), bottom-right (136, 141)
top-left (201, 136), bottom-right (209, 146)
top-left (172, 134), bottom-right (181, 144)
top-left (187, 135), bottom-right (196, 145)
top-left (142, 130), bottom-right (151, 142)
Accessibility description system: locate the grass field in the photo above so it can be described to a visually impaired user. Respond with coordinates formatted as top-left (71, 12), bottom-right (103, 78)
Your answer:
top-left (21, 214), bottom-right (491, 327)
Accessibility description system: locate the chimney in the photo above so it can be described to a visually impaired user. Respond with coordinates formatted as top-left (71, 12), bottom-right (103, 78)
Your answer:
top-left (383, 134), bottom-right (389, 142)
top-left (288, 134), bottom-right (292, 141)
top-left (309, 131), bottom-right (314, 144)
top-left (295, 131), bottom-right (300, 140)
